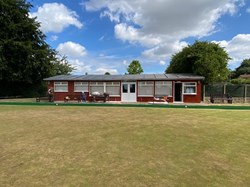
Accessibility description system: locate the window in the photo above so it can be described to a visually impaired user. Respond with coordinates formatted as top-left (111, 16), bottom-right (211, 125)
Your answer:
top-left (90, 82), bottom-right (104, 94)
top-left (122, 84), bottom-right (128, 93)
top-left (138, 81), bottom-right (154, 96)
top-left (130, 84), bottom-right (136, 93)
top-left (155, 81), bottom-right (172, 96)
top-left (183, 82), bottom-right (197, 94)
top-left (54, 82), bottom-right (68, 92)
top-left (74, 82), bottom-right (88, 92)
top-left (106, 82), bottom-right (120, 96)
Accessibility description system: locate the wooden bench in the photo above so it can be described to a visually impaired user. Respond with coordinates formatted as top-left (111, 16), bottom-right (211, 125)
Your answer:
top-left (210, 94), bottom-right (233, 104)
top-left (36, 96), bottom-right (50, 102)
top-left (89, 93), bottom-right (109, 103)
top-left (64, 95), bottom-right (82, 103)
top-left (153, 96), bottom-right (169, 102)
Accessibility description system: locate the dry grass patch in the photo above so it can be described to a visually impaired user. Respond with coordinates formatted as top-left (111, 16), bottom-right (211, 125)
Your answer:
top-left (0, 105), bottom-right (250, 186)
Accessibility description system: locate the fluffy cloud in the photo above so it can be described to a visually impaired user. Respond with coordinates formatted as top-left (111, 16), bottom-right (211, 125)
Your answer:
top-left (159, 60), bottom-right (166, 66)
top-left (30, 3), bottom-right (83, 33)
top-left (142, 41), bottom-right (188, 60)
top-left (57, 42), bottom-right (87, 58)
top-left (114, 23), bottom-right (161, 47)
top-left (95, 68), bottom-right (118, 75)
top-left (70, 59), bottom-right (92, 74)
top-left (215, 34), bottom-right (250, 68)
top-left (84, 0), bottom-right (245, 60)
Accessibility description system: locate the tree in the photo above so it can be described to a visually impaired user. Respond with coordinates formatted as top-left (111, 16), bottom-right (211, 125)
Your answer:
top-left (104, 72), bottom-right (111, 75)
top-left (127, 60), bottom-right (143, 74)
top-left (166, 41), bottom-right (230, 84)
top-left (51, 55), bottom-right (75, 75)
top-left (0, 0), bottom-right (74, 96)
top-left (234, 59), bottom-right (250, 78)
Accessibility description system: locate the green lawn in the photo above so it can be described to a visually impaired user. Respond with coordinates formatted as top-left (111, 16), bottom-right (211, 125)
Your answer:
top-left (0, 105), bottom-right (249, 187)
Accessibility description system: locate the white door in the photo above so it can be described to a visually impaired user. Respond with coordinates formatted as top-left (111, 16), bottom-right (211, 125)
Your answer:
top-left (121, 82), bottom-right (136, 102)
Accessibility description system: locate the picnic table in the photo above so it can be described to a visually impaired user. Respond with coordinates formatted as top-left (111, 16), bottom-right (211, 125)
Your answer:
top-left (89, 93), bottom-right (109, 102)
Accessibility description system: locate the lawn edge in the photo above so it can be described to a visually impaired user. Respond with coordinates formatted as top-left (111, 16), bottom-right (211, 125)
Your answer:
top-left (0, 102), bottom-right (249, 110)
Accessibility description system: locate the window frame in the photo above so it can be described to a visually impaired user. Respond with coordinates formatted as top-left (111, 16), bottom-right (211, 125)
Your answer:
top-left (106, 82), bottom-right (121, 96)
top-left (138, 81), bottom-right (154, 97)
top-left (89, 82), bottom-right (105, 95)
top-left (74, 82), bottom-right (89, 92)
top-left (183, 82), bottom-right (197, 95)
top-left (155, 81), bottom-right (172, 97)
top-left (54, 82), bottom-right (68, 92)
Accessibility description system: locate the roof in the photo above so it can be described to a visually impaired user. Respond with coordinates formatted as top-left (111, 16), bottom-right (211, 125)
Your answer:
top-left (44, 74), bottom-right (204, 81)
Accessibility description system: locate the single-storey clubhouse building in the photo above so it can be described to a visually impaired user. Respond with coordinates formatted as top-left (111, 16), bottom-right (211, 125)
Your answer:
top-left (44, 74), bottom-right (204, 103)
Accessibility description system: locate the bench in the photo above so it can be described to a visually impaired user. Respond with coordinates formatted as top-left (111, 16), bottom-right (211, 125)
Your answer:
top-left (36, 96), bottom-right (50, 102)
top-left (64, 95), bottom-right (82, 103)
top-left (210, 94), bottom-right (233, 104)
top-left (153, 95), bottom-right (169, 103)
top-left (89, 93), bottom-right (109, 103)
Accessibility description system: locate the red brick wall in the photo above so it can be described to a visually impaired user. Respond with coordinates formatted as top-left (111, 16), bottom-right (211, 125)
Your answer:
top-left (183, 81), bottom-right (202, 103)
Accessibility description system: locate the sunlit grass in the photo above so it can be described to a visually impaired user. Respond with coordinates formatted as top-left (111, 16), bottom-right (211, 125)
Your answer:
top-left (0, 106), bottom-right (249, 186)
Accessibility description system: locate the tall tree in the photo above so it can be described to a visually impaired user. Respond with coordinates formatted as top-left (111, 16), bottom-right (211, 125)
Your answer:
top-left (234, 59), bottom-right (250, 78)
top-left (166, 41), bottom-right (230, 84)
top-left (0, 0), bottom-right (74, 96)
top-left (127, 60), bottom-right (143, 74)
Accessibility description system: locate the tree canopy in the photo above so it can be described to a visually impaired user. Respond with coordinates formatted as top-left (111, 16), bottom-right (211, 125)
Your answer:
top-left (104, 72), bottom-right (111, 75)
top-left (166, 41), bottom-right (230, 84)
top-left (0, 0), bottom-right (74, 96)
top-left (234, 59), bottom-right (250, 78)
top-left (127, 60), bottom-right (143, 74)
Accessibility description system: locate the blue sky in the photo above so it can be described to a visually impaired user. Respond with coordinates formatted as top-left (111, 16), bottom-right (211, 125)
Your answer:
top-left (29, 0), bottom-right (250, 75)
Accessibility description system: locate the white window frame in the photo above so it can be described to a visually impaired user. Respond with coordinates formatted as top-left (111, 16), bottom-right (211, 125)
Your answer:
top-left (74, 82), bottom-right (89, 92)
top-left (54, 82), bottom-right (68, 92)
top-left (155, 81), bottom-right (172, 96)
top-left (138, 81), bottom-right (154, 97)
top-left (106, 82), bottom-right (120, 96)
top-left (89, 82), bottom-right (105, 95)
top-left (183, 82), bottom-right (197, 95)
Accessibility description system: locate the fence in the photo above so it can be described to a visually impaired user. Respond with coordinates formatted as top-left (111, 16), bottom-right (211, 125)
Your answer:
top-left (204, 84), bottom-right (250, 103)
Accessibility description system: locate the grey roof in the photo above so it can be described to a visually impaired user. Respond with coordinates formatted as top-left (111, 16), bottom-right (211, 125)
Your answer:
top-left (44, 74), bottom-right (204, 81)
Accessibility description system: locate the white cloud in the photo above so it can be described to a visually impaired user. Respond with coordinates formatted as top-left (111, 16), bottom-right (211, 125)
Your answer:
top-left (95, 68), bottom-right (118, 75)
top-left (142, 41), bottom-right (188, 60)
top-left (159, 60), bottom-right (166, 66)
top-left (84, 0), bottom-right (245, 59)
top-left (30, 3), bottom-right (83, 33)
top-left (215, 34), bottom-right (250, 68)
top-left (70, 59), bottom-right (92, 75)
top-left (247, 7), bottom-right (250, 13)
top-left (57, 42), bottom-right (87, 58)
top-left (123, 60), bottom-right (129, 66)
top-left (114, 23), bottom-right (161, 47)
top-left (50, 35), bottom-right (58, 41)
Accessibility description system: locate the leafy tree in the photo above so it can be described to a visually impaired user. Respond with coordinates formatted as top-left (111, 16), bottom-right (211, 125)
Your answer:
top-left (51, 55), bottom-right (75, 75)
top-left (234, 59), bottom-right (250, 78)
top-left (230, 78), bottom-right (250, 84)
top-left (0, 0), bottom-right (74, 96)
top-left (127, 60), bottom-right (143, 74)
top-left (104, 72), bottom-right (111, 75)
top-left (166, 41), bottom-right (230, 84)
